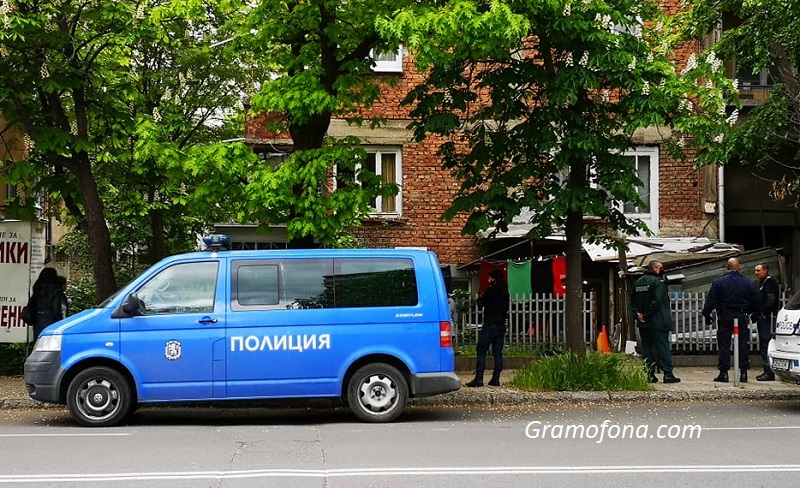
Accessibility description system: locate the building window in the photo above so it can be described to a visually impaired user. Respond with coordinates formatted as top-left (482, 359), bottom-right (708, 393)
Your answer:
top-left (335, 148), bottom-right (402, 217)
top-left (371, 47), bottom-right (403, 73)
top-left (621, 146), bottom-right (659, 234)
top-left (366, 150), bottom-right (400, 215)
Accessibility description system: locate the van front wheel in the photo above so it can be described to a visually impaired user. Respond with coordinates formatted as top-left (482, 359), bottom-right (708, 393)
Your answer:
top-left (347, 363), bottom-right (408, 423)
top-left (67, 366), bottom-right (133, 427)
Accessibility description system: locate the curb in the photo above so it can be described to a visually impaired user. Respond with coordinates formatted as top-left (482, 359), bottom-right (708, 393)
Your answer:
top-left (5, 387), bottom-right (800, 412)
top-left (409, 386), bottom-right (800, 407)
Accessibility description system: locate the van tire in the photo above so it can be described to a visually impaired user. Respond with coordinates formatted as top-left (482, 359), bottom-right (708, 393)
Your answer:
top-left (66, 366), bottom-right (133, 427)
top-left (347, 363), bottom-right (408, 423)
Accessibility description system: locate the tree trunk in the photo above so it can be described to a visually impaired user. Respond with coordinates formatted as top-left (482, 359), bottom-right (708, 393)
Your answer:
top-left (73, 162), bottom-right (118, 301)
top-left (289, 113), bottom-right (332, 151)
top-left (564, 208), bottom-right (586, 356)
top-left (769, 43), bottom-right (800, 117)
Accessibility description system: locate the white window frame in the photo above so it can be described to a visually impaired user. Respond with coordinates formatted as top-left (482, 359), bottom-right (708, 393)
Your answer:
top-left (371, 46), bottom-right (403, 73)
top-left (334, 147), bottom-right (402, 217)
top-left (620, 146), bottom-right (659, 235)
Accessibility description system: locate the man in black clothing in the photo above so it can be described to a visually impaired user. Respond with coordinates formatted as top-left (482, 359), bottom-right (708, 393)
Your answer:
top-left (753, 262), bottom-right (780, 381)
top-left (702, 257), bottom-right (760, 383)
top-left (466, 269), bottom-right (510, 387)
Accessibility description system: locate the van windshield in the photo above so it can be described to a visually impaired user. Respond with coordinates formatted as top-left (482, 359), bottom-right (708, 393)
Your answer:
top-left (785, 292), bottom-right (800, 311)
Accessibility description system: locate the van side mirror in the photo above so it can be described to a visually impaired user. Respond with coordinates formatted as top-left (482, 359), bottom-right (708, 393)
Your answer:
top-left (121, 293), bottom-right (144, 317)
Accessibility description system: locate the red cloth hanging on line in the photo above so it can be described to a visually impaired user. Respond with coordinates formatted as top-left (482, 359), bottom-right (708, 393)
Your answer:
top-left (552, 256), bottom-right (566, 296)
top-left (478, 260), bottom-right (508, 295)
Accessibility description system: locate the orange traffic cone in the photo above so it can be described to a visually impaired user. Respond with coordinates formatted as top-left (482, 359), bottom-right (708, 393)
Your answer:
top-left (597, 325), bottom-right (611, 353)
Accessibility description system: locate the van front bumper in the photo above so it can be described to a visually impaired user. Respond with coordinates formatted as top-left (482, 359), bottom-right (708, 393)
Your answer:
top-left (768, 339), bottom-right (800, 382)
top-left (410, 372), bottom-right (461, 397)
top-left (23, 351), bottom-right (64, 405)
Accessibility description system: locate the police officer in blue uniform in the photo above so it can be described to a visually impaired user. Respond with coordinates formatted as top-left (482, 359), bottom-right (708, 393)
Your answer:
top-left (702, 257), bottom-right (760, 383)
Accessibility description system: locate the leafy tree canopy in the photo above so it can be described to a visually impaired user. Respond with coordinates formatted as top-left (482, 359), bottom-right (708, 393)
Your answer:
top-left (233, 0), bottom-right (407, 245)
top-left (684, 0), bottom-right (800, 206)
top-left (384, 0), bottom-right (735, 245)
top-left (382, 0), bottom-right (734, 352)
top-left (0, 0), bottom-right (257, 298)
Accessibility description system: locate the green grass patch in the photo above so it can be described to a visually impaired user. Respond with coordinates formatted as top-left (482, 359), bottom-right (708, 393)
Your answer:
top-left (509, 351), bottom-right (654, 392)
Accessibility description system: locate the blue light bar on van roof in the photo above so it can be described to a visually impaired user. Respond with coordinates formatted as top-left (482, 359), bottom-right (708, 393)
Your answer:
top-left (203, 234), bottom-right (231, 251)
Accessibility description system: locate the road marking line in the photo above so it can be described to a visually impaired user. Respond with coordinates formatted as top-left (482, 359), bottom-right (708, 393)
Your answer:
top-left (3, 465), bottom-right (800, 483)
top-left (0, 433), bottom-right (132, 437)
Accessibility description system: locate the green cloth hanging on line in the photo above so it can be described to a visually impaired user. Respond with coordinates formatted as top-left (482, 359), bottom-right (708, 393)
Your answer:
top-left (507, 260), bottom-right (532, 300)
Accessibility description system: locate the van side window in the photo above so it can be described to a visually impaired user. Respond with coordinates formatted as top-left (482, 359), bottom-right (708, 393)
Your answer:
top-left (237, 264), bottom-right (280, 306)
top-left (335, 258), bottom-right (418, 308)
top-left (283, 259), bottom-right (334, 309)
top-left (232, 258), bottom-right (418, 310)
top-left (137, 261), bottom-right (218, 315)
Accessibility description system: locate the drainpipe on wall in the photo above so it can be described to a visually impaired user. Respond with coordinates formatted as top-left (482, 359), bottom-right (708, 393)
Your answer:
top-left (718, 165), bottom-right (725, 242)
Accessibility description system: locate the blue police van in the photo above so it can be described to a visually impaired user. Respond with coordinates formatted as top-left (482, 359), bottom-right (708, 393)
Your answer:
top-left (24, 237), bottom-right (460, 426)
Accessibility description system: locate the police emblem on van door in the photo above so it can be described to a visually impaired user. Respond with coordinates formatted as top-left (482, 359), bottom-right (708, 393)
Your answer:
top-left (165, 340), bottom-right (182, 361)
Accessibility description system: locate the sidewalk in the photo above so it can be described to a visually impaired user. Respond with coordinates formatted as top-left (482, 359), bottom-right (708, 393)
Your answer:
top-left (433, 367), bottom-right (800, 406)
top-left (2, 367), bottom-right (800, 411)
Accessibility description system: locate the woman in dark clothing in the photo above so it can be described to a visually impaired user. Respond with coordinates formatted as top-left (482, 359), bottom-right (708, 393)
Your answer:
top-left (31, 268), bottom-right (65, 341)
top-left (466, 269), bottom-right (510, 387)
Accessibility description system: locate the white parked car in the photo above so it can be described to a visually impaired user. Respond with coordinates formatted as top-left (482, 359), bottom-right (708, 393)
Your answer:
top-left (768, 292), bottom-right (800, 382)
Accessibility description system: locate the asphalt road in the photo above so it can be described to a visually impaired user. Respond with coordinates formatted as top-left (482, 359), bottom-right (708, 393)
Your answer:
top-left (3, 399), bottom-right (800, 487)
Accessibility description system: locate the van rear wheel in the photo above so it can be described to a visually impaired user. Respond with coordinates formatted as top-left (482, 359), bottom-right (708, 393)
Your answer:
top-left (67, 366), bottom-right (133, 427)
top-left (347, 363), bottom-right (408, 423)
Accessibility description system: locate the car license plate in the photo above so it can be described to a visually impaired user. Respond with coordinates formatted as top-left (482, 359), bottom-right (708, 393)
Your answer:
top-left (773, 358), bottom-right (791, 371)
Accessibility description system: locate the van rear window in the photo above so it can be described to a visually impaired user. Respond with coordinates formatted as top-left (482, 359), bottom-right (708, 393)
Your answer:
top-left (232, 258), bottom-right (418, 310)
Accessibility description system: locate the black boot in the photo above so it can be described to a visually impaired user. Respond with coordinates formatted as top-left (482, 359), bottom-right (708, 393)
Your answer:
top-left (663, 372), bottom-right (681, 384)
top-left (648, 372), bottom-right (658, 383)
top-left (488, 374), bottom-right (501, 387)
top-left (757, 371), bottom-right (775, 381)
top-left (713, 370), bottom-right (729, 383)
top-left (465, 374), bottom-right (483, 387)
top-left (740, 370), bottom-right (748, 383)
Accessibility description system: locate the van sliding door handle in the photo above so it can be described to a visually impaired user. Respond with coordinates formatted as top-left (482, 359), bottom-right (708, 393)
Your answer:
top-left (198, 317), bottom-right (218, 324)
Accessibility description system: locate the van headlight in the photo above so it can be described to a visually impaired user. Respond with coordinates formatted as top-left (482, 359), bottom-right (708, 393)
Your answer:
top-left (34, 335), bottom-right (62, 352)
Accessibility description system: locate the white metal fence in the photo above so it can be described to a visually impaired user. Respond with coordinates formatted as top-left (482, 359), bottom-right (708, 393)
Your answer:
top-left (452, 293), bottom-right (595, 352)
top-left (452, 290), bottom-right (782, 353)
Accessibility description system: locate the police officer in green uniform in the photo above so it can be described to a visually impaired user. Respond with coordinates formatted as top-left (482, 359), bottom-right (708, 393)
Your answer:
top-left (632, 260), bottom-right (681, 384)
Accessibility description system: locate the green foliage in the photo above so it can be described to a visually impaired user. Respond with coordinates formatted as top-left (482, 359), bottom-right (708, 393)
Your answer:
top-left (510, 352), bottom-right (653, 392)
top-left (243, 0), bottom-right (408, 127)
top-left (56, 230), bottom-right (151, 310)
top-left (0, 344), bottom-right (27, 376)
top-left (382, 0), bottom-right (733, 353)
top-left (684, 0), bottom-right (800, 76)
top-left (384, 0), bottom-right (734, 244)
top-left (65, 275), bottom-right (100, 314)
top-left (683, 0), bottom-right (800, 204)
top-left (235, 0), bottom-right (412, 244)
top-left (0, 0), bottom-right (255, 297)
top-left (242, 139), bottom-right (398, 246)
